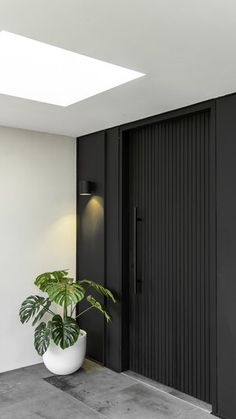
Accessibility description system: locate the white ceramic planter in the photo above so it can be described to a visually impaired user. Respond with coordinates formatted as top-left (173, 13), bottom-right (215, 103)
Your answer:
top-left (43, 330), bottom-right (87, 375)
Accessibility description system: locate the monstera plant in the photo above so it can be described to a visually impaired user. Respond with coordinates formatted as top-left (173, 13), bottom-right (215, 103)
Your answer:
top-left (19, 270), bottom-right (115, 359)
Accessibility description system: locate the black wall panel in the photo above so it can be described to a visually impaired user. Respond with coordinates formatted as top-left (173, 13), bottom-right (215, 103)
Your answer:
top-left (77, 131), bottom-right (105, 363)
top-left (216, 95), bottom-right (236, 419)
top-left (105, 127), bottom-right (123, 370)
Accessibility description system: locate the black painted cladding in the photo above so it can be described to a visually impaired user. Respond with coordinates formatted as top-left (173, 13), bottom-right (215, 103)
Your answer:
top-left (77, 132), bottom-right (106, 363)
top-left (128, 111), bottom-right (213, 403)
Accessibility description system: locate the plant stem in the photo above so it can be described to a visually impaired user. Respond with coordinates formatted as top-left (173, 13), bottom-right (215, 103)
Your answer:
top-left (64, 303), bottom-right (67, 320)
top-left (63, 285), bottom-right (68, 320)
top-left (76, 306), bottom-right (94, 318)
top-left (46, 308), bottom-right (56, 316)
top-left (71, 305), bottom-right (76, 316)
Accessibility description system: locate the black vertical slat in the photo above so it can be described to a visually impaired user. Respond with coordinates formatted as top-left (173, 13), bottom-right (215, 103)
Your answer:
top-left (180, 118), bottom-right (184, 392)
top-left (149, 125), bottom-right (154, 379)
top-left (139, 128), bottom-right (143, 374)
top-left (183, 117), bottom-right (188, 394)
top-left (195, 113), bottom-right (200, 399)
top-left (200, 112), bottom-right (205, 401)
top-left (128, 128), bottom-right (133, 372)
top-left (144, 127), bottom-right (148, 375)
top-left (192, 113), bottom-right (197, 397)
top-left (163, 123), bottom-right (169, 382)
top-left (159, 122), bottom-right (163, 381)
top-left (155, 124), bottom-right (160, 381)
top-left (128, 110), bottom-right (213, 404)
top-left (149, 125), bottom-right (153, 379)
top-left (204, 112), bottom-right (210, 402)
top-left (166, 121), bottom-right (171, 385)
top-left (172, 120), bottom-right (177, 389)
top-left (196, 112), bottom-right (201, 400)
top-left (176, 119), bottom-right (181, 390)
top-left (209, 104), bottom-right (217, 411)
top-left (187, 116), bottom-right (192, 396)
top-left (168, 121), bottom-right (173, 387)
top-left (151, 125), bottom-right (155, 379)
top-left (158, 122), bottom-right (162, 381)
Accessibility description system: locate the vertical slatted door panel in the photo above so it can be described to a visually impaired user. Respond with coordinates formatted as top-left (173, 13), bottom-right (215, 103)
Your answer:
top-left (128, 110), bottom-right (212, 403)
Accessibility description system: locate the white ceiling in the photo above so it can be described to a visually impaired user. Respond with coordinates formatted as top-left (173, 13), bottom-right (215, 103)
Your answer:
top-left (0, 0), bottom-right (236, 138)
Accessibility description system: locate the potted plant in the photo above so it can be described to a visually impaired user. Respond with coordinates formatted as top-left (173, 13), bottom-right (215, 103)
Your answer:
top-left (19, 270), bottom-right (115, 375)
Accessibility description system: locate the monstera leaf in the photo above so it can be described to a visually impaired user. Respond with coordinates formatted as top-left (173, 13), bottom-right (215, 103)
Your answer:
top-left (78, 279), bottom-right (116, 302)
top-left (32, 298), bottom-right (52, 326)
top-left (51, 315), bottom-right (80, 349)
top-left (47, 282), bottom-right (85, 308)
top-left (19, 295), bottom-right (50, 324)
top-left (34, 270), bottom-right (69, 292)
top-left (86, 295), bottom-right (111, 322)
top-left (34, 321), bottom-right (51, 356)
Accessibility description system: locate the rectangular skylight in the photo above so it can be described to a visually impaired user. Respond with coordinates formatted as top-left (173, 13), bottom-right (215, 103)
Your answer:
top-left (0, 31), bottom-right (145, 107)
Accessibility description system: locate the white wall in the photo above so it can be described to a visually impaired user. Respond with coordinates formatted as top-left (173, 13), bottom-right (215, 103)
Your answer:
top-left (0, 126), bottom-right (76, 373)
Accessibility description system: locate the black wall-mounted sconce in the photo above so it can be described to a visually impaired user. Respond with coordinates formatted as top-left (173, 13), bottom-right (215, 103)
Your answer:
top-left (79, 180), bottom-right (93, 196)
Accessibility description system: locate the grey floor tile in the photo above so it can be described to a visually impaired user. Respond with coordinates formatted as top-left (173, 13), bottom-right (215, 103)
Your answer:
top-left (79, 382), bottom-right (210, 419)
top-left (45, 363), bottom-right (134, 404)
top-left (124, 370), bottom-right (211, 413)
top-left (0, 362), bottom-right (49, 385)
top-left (0, 372), bottom-right (56, 409)
top-left (0, 391), bottom-right (106, 419)
top-left (20, 362), bottom-right (51, 379)
top-left (0, 366), bottom-right (30, 384)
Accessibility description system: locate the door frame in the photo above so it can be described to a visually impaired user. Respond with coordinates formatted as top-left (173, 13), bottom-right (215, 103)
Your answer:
top-left (118, 100), bottom-right (217, 413)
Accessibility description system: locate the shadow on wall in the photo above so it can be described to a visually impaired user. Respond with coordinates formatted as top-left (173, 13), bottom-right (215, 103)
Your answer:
top-left (81, 196), bottom-right (104, 251)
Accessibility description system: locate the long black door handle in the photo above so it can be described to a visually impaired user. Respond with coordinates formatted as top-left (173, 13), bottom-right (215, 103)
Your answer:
top-left (133, 207), bottom-right (141, 294)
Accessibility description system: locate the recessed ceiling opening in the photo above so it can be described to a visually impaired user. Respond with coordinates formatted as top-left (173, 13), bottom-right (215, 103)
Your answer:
top-left (0, 31), bottom-right (145, 107)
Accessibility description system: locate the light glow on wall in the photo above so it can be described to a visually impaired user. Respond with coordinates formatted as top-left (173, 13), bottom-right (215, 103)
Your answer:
top-left (82, 196), bottom-right (104, 241)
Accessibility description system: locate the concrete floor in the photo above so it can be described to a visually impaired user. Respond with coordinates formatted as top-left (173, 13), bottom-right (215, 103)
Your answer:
top-left (0, 359), bottom-right (218, 419)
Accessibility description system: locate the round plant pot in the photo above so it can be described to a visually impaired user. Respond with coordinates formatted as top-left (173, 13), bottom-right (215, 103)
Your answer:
top-left (43, 330), bottom-right (87, 375)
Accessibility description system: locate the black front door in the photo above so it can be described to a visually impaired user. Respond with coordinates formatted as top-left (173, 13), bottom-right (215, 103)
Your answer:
top-left (128, 110), bottom-right (214, 403)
